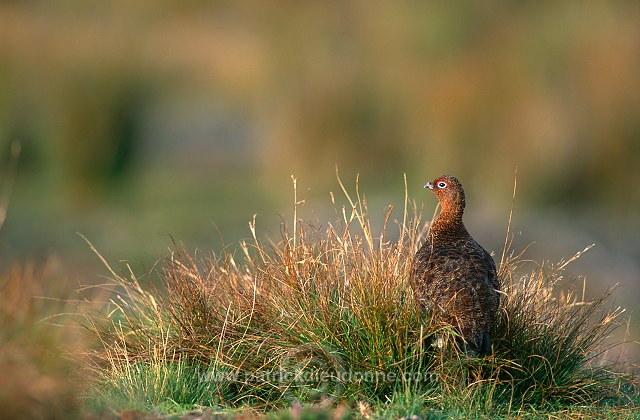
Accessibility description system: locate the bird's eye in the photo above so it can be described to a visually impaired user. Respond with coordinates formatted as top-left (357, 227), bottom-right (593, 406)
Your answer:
top-left (437, 181), bottom-right (447, 188)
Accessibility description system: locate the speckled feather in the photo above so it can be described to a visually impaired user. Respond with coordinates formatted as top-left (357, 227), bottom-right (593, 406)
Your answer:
top-left (411, 175), bottom-right (499, 355)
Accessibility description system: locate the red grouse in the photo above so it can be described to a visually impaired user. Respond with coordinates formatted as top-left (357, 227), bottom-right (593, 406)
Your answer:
top-left (411, 175), bottom-right (499, 356)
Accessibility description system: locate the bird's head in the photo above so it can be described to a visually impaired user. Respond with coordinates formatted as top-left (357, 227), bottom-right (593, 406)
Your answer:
top-left (424, 175), bottom-right (466, 216)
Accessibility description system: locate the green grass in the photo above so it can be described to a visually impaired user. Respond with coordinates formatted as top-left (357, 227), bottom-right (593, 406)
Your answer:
top-left (87, 358), bottom-right (220, 414)
top-left (80, 176), bottom-right (638, 418)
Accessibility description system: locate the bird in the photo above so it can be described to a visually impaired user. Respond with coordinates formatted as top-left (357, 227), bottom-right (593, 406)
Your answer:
top-left (411, 175), bottom-right (499, 356)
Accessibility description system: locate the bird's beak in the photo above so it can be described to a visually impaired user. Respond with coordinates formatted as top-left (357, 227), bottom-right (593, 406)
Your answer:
top-left (424, 181), bottom-right (434, 190)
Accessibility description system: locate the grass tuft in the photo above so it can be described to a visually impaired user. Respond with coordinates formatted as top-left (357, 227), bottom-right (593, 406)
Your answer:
top-left (81, 176), bottom-right (638, 417)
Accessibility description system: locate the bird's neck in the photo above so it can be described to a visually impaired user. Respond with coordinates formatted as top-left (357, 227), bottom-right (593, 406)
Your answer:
top-left (429, 208), bottom-right (467, 240)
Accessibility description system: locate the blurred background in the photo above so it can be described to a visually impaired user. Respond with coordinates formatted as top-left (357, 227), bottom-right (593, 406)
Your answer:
top-left (1, 2), bottom-right (639, 361)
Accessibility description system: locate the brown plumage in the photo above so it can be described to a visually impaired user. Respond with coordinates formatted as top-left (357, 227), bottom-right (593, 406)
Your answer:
top-left (411, 175), bottom-right (499, 355)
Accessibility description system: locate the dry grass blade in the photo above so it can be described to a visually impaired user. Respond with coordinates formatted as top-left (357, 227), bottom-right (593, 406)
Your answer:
top-left (0, 141), bottom-right (21, 232)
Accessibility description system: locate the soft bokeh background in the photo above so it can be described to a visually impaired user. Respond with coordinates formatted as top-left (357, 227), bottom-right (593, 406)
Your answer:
top-left (1, 2), bottom-right (639, 361)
